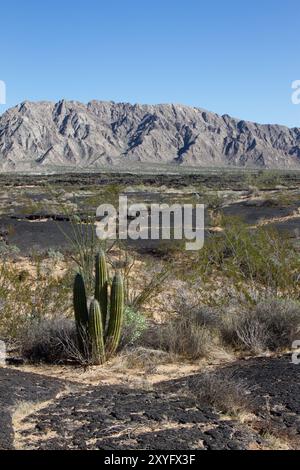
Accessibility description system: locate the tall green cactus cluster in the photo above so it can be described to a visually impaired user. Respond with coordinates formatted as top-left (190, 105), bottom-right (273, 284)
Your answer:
top-left (73, 249), bottom-right (124, 364)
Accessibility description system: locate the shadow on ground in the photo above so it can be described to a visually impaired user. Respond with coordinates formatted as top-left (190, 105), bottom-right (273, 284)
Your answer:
top-left (0, 355), bottom-right (299, 450)
top-left (0, 368), bottom-right (67, 449)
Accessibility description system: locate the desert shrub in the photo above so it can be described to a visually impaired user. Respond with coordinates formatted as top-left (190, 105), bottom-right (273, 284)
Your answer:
top-left (205, 191), bottom-right (224, 224)
top-left (127, 259), bottom-right (171, 309)
top-left (172, 290), bottom-right (222, 329)
top-left (119, 346), bottom-right (170, 370)
top-left (0, 261), bottom-right (72, 341)
top-left (20, 317), bottom-right (77, 363)
top-left (46, 249), bottom-right (64, 264)
top-left (256, 299), bottom-right (300, 350)
top-left (158, 291), bottom-right (228, 359)
top-left (172, 290), bottom-right (300, 355)
top-left (84, 183), bottom-right (124, 209)
top-left (247, 185), bottom-right (260, 197)
top-left (159, 312), bottom-right (217, 360)
top-left (19, 316), bottom-right (94, 365)
top-left (149, 239), bottom-right (186, 259)
top-left (196, 218), bottom-right (300, 299)
top-left (189, 372), bottom-right (254, 416)
top-left (137, 324), bottom-right (166, 350)
top-left (221, 312), bottom-right (269, 354)
top-left (246, 170), bottom-right (281, 190)
top-left (121, 306), bottom-right (148, 347)
top-left (0, 241), bottom-right (20, 258)
top-left (221, 298), bottom-right (300, 353)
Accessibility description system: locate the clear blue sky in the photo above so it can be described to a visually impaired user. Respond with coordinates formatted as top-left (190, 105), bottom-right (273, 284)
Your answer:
top-left (1, 0), bottom-right (300, 127)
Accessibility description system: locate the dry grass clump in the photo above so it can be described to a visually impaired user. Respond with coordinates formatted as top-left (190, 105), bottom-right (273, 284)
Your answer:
top-left (188, 372), bottom-right (255, 416)
top-left (171, 287), bottom-right (300, 356)
top-left (221, 298), bottom-right (300, 353)
top-left (118, 346), bottom-right (170, 370)
top-left (159, 313), bottom-right (218, 360)
top-left (19, 317), bottom-right (79, 364)
top-left (172, 290), bottom-right (222, 329)
top-left (19, 316), bottom-right (96, 366)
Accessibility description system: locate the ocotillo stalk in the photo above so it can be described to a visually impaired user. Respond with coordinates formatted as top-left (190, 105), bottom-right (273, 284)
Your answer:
top-left (88, 299), bottom-right (106, 365)
top-left (95, 249), bottom-right (108, 329)
top-left (106, 273), bottom-right (124, 356)
top-left (73, 273), bottom-right (89, 351)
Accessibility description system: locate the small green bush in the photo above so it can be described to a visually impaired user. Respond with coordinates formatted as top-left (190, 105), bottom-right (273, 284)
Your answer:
top-left (196, 218), bottom-right (300, 299)
top-left (121, 306), bottom-right (148, 347)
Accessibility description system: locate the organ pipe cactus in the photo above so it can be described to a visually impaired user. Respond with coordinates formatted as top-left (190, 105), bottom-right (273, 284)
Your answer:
top-left (88, 299), bottom-right (106, 365)
top-left (106, 273), bottom-right (124, 356)
top-left (73, 250), bottom-right (124, 364)
top-left (95, 249), bottom-right (108, 329)
top-left (73, 273), bottom-right (89, 353)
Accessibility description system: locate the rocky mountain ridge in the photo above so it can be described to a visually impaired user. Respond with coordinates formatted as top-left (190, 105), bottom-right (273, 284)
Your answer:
top-left (0, 100), bottom-right (300, 171)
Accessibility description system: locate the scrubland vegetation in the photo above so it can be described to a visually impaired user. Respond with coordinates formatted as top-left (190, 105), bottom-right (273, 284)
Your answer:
top-left (0, 215), bottom-right (299, 367)
top-left (0, 172), bottom-right (299, 428)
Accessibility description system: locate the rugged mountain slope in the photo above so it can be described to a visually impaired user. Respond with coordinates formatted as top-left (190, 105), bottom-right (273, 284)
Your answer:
top-left (0, 100), bottom-right (300, 171)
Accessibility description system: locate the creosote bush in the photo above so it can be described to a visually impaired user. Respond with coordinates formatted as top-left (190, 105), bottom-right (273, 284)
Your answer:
top-left (195, 218), bottom-right (300, 299)
top-left (0, 259), bottom-right (72, 341)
